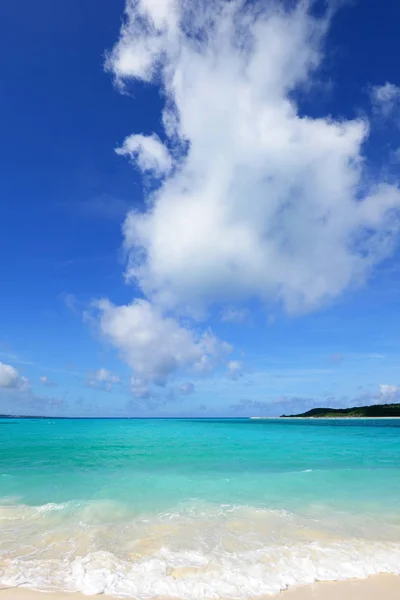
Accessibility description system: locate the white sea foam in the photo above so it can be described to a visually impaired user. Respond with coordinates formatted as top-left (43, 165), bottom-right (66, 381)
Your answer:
top-left (1, 501), bottom-right (400, 598)
top-left (1, 543), bottom-right (400, 598)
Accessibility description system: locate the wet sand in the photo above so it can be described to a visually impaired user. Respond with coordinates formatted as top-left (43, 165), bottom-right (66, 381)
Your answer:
top-left (1, 574), bottom-right (399, 600)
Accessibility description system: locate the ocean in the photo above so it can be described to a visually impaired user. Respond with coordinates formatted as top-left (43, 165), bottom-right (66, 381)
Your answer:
top-left (1, 417), bottom-right (400, 598)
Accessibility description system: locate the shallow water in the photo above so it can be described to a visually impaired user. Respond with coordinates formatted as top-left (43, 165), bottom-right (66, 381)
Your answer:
top-left (1, 418), bottom-right (400, 597)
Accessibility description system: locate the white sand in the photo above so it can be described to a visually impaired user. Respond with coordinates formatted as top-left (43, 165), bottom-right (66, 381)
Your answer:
top-left (1, 574), bottom-right (399, 600)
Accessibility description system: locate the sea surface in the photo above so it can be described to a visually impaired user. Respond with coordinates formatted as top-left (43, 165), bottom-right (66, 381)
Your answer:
top-left (1, 417), bottom-right (400, 598)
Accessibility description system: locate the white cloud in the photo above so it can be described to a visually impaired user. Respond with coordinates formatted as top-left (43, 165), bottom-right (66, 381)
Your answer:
top-left (0, 362), bottom-right (20, 388)
top-left (349, 384), bottom-right (400, 407)
top-left (93, 368), bottom-right (121, 384)
top-left (0, 362), bottom-right (28, 390)
top-left (379, 384), bottom-right (398, 397)
top-left (231, 383), bottom-right (400, 416)
top-left (106, 0), bottom-right (400, 317)
top-left (116, 133), bottom-right (172, 176)
top-left (87, 368), bottom-right (121, 392)
top-left (94, 298), bottom-right (231, 396)
top-left (227, 360), bottom-right (243, 381)
top-left (371, 82), bottom-right (400, 118)
top-left (98, 1), bottom-right (400, 393)
top-left (130, 376), bottom-right (153, 399)
top-left (106, 0), bottom-right (178, 82)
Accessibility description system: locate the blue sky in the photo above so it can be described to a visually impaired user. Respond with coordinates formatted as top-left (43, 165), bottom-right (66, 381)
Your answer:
top-left (1, 0), bottom-right (400, 417)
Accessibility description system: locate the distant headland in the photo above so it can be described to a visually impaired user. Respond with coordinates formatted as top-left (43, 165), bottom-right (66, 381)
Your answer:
top-left (281, 403), bottom-right (400, 418)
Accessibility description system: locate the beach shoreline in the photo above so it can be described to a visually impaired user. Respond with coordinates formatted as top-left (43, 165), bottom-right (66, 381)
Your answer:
top-left (250, 416), bottom-right (400, 420)
top-left (2, 419), bottom-right (399, 598)
top-left (1, 574), bottom-right (399, 600)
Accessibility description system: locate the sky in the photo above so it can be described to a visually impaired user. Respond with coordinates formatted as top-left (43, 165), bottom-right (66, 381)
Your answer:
top-left (1, 0), bottom-right (400, 417)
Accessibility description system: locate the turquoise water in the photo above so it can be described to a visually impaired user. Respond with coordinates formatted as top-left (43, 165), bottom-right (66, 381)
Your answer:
top-left (1, 418), bottom-right (400, 597)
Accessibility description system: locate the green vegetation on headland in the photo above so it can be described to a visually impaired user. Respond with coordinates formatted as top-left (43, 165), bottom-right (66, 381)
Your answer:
top-left (281, 403), bottom-right (400, 418)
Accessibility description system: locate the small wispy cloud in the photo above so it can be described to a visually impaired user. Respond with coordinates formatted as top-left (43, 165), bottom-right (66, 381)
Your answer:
top-left (230, 381), bottom-right (400, 417)
top-left (220, 308), bottom-right (248, 324)
top-left (176, 381), bottom-right (195, 395)
top-left (378, 383), bottom-right (398, 397)
top-left (86, 368), bottom-right (121, 392)
top-left (0, 388), bottom-right (65, 416)
top-left (227, 360), bottom-right (244, 381)
top-left (116, 134), bottom-right (172, 176)
top-left (370, 82), bottom-right (400, 119)
top-left (0, 351), bottom-right (81, 378)
top-left (39, 375), bottom-right (57, 388)
top-left (60, 292), bottom-right (78, 314)
top-left (0, 363), bottom-right (67, 416)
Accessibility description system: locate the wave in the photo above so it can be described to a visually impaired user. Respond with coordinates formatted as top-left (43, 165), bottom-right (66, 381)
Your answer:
top-left (2, 543), bottom-right (400, 597)
top-left (1, 500), bottom-right (400, 597)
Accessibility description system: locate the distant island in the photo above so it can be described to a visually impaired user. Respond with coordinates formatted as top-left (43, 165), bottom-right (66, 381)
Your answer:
top-left (281, 403), bottom-right (400, 418)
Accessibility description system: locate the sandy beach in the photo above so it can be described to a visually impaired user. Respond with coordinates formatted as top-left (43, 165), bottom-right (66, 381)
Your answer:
top-left (2, 419), bottom-right (400, 598)
top-left (1, 575), bottom-right (399, 600)
top-left (2, 0), bottom-right (400, 598)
